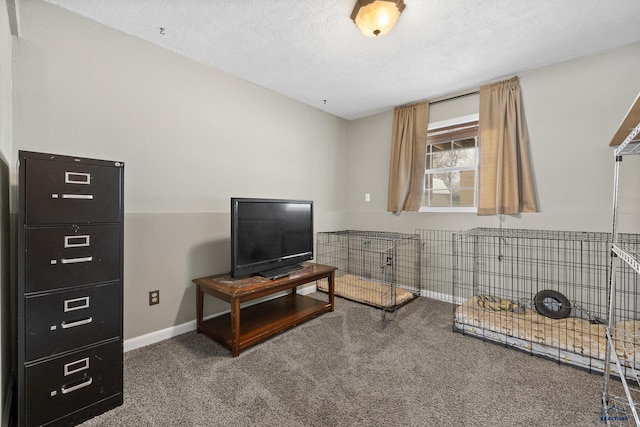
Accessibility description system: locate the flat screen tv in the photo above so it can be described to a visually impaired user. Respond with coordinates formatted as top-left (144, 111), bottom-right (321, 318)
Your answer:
top-left (231, 198), bottom-right (314, 278)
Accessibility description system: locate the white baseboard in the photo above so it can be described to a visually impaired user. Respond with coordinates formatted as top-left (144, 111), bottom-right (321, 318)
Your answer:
top-left (123, 319), bottom-right (197, 352)
top-left (420, 290), bottom-right (464, 305)
top-left (124, 284), bottom-right (317, 352)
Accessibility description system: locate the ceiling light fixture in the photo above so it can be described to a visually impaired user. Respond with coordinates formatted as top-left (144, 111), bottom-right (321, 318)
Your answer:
top-left (351, 0), bottom-right (406, 37)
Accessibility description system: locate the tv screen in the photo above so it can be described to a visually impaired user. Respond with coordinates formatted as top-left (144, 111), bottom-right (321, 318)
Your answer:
top-left (231, 198), bottom-right (313, 278)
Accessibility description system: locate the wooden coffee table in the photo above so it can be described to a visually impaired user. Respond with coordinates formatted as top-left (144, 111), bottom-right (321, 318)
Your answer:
top-left (192, 262), bottom-right (336, 357)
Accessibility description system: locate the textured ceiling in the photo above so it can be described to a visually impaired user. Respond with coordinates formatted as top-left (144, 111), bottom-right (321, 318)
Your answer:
top-left (42, 0), bottom-right (640, 120)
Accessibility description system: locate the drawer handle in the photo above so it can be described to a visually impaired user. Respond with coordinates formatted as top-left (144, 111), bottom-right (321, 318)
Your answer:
top-left (65, 172), bottom-right (91, 185)
top-left (61, 317), bottom-right (92, 329)
top-left (62, 194), bottom-right (94, 200)
top-left (64, 296), bottom-right (89, 312)
top-left (61, 256), bottom-right (92, 264)
top-left (61, 377), bottom-right (93, 394)
top-left (64, 235), bottom-right (90, 248)
top-left (64, 357), bottom-right (89, 376)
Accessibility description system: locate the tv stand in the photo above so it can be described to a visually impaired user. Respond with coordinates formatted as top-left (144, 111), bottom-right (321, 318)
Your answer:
top-left (259, 263), bottom-right (303, 280)
top-left (192, 262), bottom-right (336, 357)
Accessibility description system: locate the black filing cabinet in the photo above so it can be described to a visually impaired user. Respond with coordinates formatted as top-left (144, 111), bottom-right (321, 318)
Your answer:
top-left (16, 151), bottom-right (124, 426)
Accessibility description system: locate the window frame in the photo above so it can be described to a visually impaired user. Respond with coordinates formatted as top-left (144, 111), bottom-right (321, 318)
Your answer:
top-left (419, 114), bottom-right (479, 213)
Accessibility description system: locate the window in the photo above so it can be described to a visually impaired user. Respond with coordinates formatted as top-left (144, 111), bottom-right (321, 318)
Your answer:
top-left (421, 115), bottom-right (479, 212)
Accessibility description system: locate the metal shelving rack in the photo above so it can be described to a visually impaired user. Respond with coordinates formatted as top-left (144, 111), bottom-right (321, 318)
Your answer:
top-left (602, 92), bottom-right (640, 426)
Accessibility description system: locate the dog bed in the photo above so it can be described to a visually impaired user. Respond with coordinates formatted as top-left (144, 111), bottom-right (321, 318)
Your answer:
top-left (317, 273), bottom-right (416, 308)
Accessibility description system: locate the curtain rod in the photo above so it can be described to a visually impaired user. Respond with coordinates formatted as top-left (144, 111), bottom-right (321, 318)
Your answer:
top-left (396, 90), bottom-right (480, 110)
top-left (430, 91), bottom-right (480, 106)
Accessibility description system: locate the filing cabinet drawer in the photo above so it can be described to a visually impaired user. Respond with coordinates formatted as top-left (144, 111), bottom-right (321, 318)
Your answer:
top-left (24, 157), bottom-right (122, 224)
top-left (25, 283), bottom-right (121, 361)
top-left (25, 340), bottom-right (122, 427)
top-left (25, 225), bottom-right (121, 293)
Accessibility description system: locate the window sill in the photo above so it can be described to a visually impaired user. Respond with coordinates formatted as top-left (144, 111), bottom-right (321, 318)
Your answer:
top-left (419, 207), bottom-right (477, 213)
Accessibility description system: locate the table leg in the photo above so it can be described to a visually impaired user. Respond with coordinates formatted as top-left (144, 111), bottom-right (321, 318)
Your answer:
top-left (328, 271), bottom-right (335, 312)
top-left (196, 284), bottom-right (203, 333)
top-left (231, 297), bottom-right (241, 357)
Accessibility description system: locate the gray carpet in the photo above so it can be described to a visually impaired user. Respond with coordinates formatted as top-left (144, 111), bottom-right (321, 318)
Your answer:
top-left (80, 295), bottom-right (613, 426)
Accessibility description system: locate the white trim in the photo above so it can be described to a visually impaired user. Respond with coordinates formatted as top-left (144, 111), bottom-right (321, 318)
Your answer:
top-left (422, 113), bottom-right (480, 212)
top-left (428, 113), bottom-right (479, 130)
top-left (426, 164), bottom-right (476, 174)
top-left (421, 289), bottom-right (465, 305)
top-left (124, 319), bottom-right (196, 352)
top-left (123, 284), bottom-right (317, 352)
top-left (419, 206), bottom-right (477, 213)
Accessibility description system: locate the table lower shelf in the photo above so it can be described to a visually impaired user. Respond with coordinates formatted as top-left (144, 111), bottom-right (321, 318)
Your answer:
top-left (198, 294), bottom-right (331, 355)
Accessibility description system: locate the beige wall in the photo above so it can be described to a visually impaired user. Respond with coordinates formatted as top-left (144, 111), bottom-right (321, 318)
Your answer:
top-left (13, 1), bottom-right (349, 340)
top-left (0, 1), bottom-right (10, 164)
top-left (9, 1), bottom-right (640, 345)
top-left (346, 42), bottom-right (640, 234)
top-left (0, 0), bottom-right (11, 423)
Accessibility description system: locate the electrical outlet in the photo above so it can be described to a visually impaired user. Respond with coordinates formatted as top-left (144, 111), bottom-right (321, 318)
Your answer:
top-left (149, 290), bottom-right (160, 305)
top-left (365, 193), bottom-right (371, 202)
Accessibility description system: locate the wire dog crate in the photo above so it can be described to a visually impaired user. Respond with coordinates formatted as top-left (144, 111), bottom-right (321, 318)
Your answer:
top-left (453, 227), bottom-right (640, 374)
top-left (417, 229), bottom-right (457, 302)
top-left (316, 230), bottom-right (420, 313)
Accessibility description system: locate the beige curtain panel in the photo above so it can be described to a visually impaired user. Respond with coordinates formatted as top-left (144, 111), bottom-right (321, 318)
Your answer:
top-left (387, 101), bottom-right (429, 213)
top-left (477, 77), bottom-right (538, 215)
